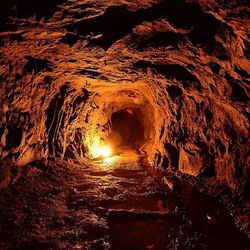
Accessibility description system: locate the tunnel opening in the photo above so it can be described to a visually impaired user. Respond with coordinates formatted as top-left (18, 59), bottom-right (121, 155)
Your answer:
top-left (107, 108), bottom-right (147, 155)
top-left (84, 86), bottom-right (159, 163)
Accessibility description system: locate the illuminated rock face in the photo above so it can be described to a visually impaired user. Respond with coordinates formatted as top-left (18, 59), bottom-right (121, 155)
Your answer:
top-left (0, 0), bottom-right (249, 198)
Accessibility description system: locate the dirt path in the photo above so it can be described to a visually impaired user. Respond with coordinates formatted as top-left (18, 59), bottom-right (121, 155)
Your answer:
top-left (0, 157), bottom-right (249, 249)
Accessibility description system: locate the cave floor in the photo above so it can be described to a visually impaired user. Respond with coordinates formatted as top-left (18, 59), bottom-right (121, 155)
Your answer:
top-left (0, 156), bottom-right (249, 250)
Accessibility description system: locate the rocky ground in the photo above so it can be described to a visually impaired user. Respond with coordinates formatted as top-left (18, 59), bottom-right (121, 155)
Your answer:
top-left (0, 156), bottom-right (249, 249)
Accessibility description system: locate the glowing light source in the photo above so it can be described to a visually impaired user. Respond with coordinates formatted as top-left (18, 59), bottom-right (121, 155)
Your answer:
top-left (97, 145), bottom-right (112, 158)
top-left (88, 136), bottom-right (113, 159)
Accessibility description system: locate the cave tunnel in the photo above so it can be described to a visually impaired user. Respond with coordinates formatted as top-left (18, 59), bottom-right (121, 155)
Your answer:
top-left (108, 108), bottom-right (146, 151)
top-left (83, 86), bottom-right (158, 162)
top-left (0, 0), bottom-right (250, 249)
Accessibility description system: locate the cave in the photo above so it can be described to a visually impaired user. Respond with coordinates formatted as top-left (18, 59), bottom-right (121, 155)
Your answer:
top-left (108, 108), bottom-right (146, 150)
top-left (0, 0), bottom-right (250, 249)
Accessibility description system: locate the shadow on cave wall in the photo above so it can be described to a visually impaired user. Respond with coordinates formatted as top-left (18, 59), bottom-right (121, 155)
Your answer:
top-left (0, 0), bottom-right (66, 31)
top-left (63, 0), bottom-right (202, 49)
top-left (45, 84), bottom-right (89, 159)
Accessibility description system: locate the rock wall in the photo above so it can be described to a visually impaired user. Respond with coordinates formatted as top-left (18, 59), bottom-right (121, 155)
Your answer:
top-left (0, 0), bottom-right (249, 200)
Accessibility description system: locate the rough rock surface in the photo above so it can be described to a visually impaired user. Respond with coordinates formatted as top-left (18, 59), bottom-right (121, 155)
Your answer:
top-left (1, 158), bottom-right (250, 249)
top-left (0, 0), bottom-right (249, 239)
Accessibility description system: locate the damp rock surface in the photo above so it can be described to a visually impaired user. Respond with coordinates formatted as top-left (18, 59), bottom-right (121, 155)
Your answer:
top-left (0, 158), bottom-right (249, 249)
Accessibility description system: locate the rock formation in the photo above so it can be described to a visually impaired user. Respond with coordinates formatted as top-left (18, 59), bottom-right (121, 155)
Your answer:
top-left (0, 0), bottom-right (249, 242)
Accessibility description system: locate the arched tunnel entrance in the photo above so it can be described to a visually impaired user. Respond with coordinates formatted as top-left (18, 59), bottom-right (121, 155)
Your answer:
top-left (84, 85), bottom-right (161, 163)
top-left (107, 108), bottom-right (146, 151)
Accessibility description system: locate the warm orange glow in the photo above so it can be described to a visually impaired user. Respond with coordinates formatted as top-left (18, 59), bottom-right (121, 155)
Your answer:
top-left (89, 136), bottom-right (113, 159)
top-left (103, 156), bottom-right (116, 164)
top-left (97, 145), bottom-right (112, 158)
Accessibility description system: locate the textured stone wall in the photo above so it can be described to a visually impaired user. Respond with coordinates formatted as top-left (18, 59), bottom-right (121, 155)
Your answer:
top-left (0, 0), bottom-right (249, 199)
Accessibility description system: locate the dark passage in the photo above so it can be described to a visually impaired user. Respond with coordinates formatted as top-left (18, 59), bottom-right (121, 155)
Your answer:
top-left (108, 109), bottom-right (146, 150)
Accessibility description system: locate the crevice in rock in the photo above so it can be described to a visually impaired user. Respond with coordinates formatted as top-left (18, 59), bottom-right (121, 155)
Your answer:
top-left (23, 56), bottom-right (53, 75)
top-left (225, 73), bottom-right (249, 102)
top-left (134, 60), bottom-right (201, 91)
top-left (164, 143), bottom-right (179, 169)
top-left (64, 0), bottom-right (202, 49)
top-left (188, 12), bottom-right (232, 60)
top-left (129, 31), bottom-right (186, 50)
top-left (45, 84), bottom-right (71, 157)
top-left (5, 126), bottom-right (22, 150)
top-left (166, 85), bottom-right (183, 102)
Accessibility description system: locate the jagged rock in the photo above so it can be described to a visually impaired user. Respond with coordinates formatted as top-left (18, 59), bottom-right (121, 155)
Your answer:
top-left (179, 145), bottom-right (203, 177)
top-left (0, 0), bottom-right (249, 241)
